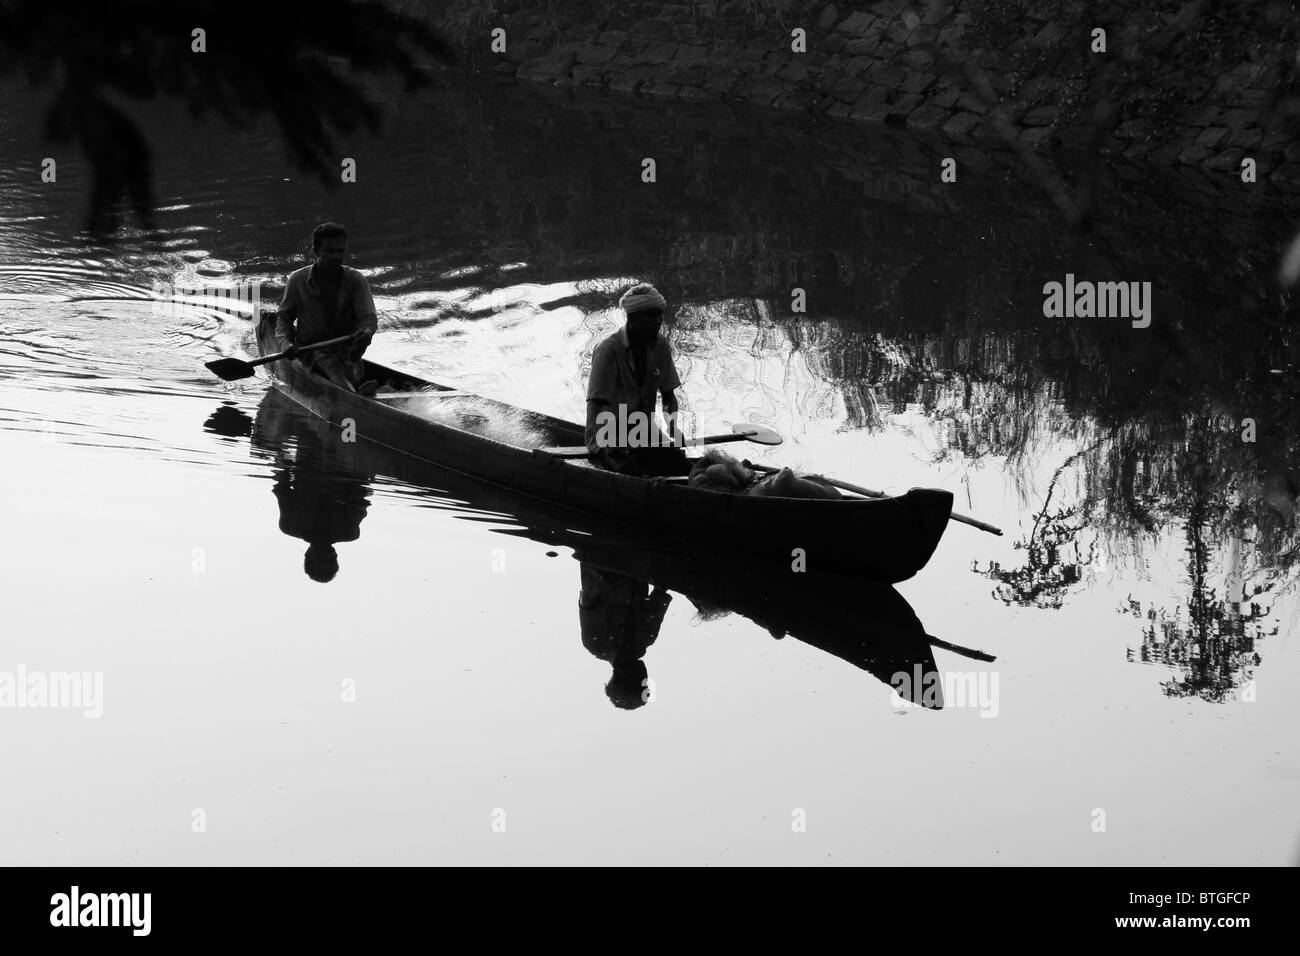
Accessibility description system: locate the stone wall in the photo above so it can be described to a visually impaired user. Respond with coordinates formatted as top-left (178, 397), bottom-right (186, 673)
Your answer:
top-left (392, 0), bottom-right (1300, 186)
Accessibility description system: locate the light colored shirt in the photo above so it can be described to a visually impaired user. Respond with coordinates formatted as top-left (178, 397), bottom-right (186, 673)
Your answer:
top-left (585, 326), bottom-right (681, 454)
top-left (275, 264), bottom-right (377, 350)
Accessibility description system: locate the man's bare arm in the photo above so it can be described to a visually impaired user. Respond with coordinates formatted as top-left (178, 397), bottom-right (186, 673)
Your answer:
top-left (661, 389), bottom-right (680, 443)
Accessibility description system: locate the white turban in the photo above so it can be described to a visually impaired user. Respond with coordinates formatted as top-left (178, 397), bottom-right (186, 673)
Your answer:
top-left (619, 284), bottom-right (667, 315)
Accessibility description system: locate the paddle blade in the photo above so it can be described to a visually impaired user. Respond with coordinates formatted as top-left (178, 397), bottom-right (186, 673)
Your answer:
top-left (733, 423), bottom-right (783, 445)
top-left (205, 357), bottom-right (256, 381)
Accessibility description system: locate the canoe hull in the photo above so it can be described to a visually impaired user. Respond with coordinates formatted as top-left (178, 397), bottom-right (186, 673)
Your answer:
top-left (254, 315), bottom-right (952, 582)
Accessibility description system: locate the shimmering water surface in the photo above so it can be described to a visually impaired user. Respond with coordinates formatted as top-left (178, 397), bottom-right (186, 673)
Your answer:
top-left (1, 73), bottom-right (1298, 865)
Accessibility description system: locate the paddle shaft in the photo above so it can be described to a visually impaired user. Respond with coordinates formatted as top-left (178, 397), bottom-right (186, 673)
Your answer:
top-left (926, 633), bottom-right (996, 663)
top-left (542, 430), bottom-right (759, 459)
top-left (248, 332), bottom-right (359, 369)
top-left (746, 463), bottom-right (1003, 536)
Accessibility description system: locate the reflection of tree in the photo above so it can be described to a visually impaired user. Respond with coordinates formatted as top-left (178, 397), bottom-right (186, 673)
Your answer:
top-left (1122, 524), bottom-right (1271, 705)
top-left (976, 447), bottom-right (1092, 610)
top-left (1113, 419), bottom-right (1279, 701)
top-left (0, 0), bottom-right (451, 232)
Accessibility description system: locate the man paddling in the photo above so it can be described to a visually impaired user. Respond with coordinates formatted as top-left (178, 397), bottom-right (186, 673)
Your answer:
top-left (585, 283), bottom-right (689, 476)
top-left (275, 222), bottom-right (378, 393)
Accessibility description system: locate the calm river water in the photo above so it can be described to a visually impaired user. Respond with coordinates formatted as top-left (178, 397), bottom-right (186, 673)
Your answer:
top-left (1, 72), bottom-right (1298, 865)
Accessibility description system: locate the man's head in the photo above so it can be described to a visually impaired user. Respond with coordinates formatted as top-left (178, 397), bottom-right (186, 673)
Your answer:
top-left (304, 542), bottom-right (340, 582)
top-left (312, 222), bottom-right (348, 272)
top-left (619, 283), bottom-right (667, 348)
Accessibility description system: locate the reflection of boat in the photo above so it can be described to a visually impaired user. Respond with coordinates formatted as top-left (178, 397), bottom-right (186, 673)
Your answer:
top-left (254, 312), bottom-right (953, 583)
top-left (234, 389), bottom-right (943, 706)
top-left (563, 538), bottom-right (941, 706)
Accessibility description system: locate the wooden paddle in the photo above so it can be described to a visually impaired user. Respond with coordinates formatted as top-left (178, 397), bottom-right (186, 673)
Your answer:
top-left (746, 462), bottom-right (1002, 536)
top-left (205, 331), bottom-right (360, 382)
top-left (540, 423), bottom-right (783, 459)
top-left (926, 634), bottom-right (997, 662)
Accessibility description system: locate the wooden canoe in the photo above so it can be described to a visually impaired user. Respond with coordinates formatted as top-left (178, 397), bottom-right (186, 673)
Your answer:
top-left (253, 312), bottom-right (953, 582)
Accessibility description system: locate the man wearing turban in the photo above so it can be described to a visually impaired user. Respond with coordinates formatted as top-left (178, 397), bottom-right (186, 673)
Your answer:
top-left (584, 283), bottom-right (689, 476)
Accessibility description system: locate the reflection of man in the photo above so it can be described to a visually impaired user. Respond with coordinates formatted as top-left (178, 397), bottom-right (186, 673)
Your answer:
top-left (578, 566), bottom-right (672, 709)
top-left (253, 392), bottom-right (373, 582)
top-left (584, 283), bottom-right (689, 477)
top-left (273, 472), bottom-right (370, 582)
top-left (274, 222), bottom-right (378, 393)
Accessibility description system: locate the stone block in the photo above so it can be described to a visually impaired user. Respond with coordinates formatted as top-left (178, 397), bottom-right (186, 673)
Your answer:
top-left (1019, 76), bottom-right (1057, 105)
top-left (901, 49), bottom-right (935, 70)
top-left (844, 36), bottom-right (881, 55)
top-left (641, 42), bottom-right (679, 64)
top-left (1205, 147), bottom-right (1245, 171)
top-left (741, 76), bottom-right (787, 105)
top-left (972, 119), bottom-right (1010, 145)
top-left (1059, 126), bottom-right (1095, 149)
top-left (641, 81), bottom-right (682, 99)
top-left (1177, 144), bottom-right (1212, 165)
top-left (923, 4), bottom-right (954, 25)
top-left (1021, 126), bottom-right (1055, 148)
top-left (1033, 22), bottom-right (1066, 46)
top-left (930, 85), bottom-right (961, 109)
top-left (1194, 126), bottom-right (1229, 149)
top-left (576, 44), bottom-right (618, 64)
top-left (1218, 108), bottom-right (1257, 130)
top-left (836, 11), bottom-right (876, 36)
top-left (571, 64), bottom-right (607, 86)
top-left (1123, 141), bottom-right (1153, 161)
top-left (1270, 163), bottom-right (1300, 186)
top-left (777, 58), bottom-right (814, 81)
top-left (942, 111), bottom-right (981, 138)
top-left (1228, 128), bottom-right (1262, 149)
top-left (937, 25), bottom-right (963, 47)
top-left (666, 63), bottom-right (706, 86)
top-left (762, 53), bottom-right (792, 75)
top-left (1115, 118), bottom-right (1152, 140)
top-left (888, 92), bottom-right (925, 119)
top-left (991, 99), bottom-right (1027, 122)
top-left (870, 63), bottom-right (906, 89)
top-left (1260, 126), bottom-right (1293, 151)
top-left (900, 71), bottom-right (937, 95)
top-left (906, 105), bottom-right (951, 130)
top-left (1148, 142), bottom-right (1183, 164)
top-left (1023, 105), bottom-right (1056, 126)
top-left (831, 76), bottom-right (869, 102)
top-left (853, 84), bottom-right (891, 107)
top-left (676, 85), bottom-right (712, 101)
top-left (608, 71), bottom-right (646, 94)
top-left (813, 93), bottom-right (838, 113)
top-left (629, 19), bottom-right (673, 39)
top-left (849, 100), bottom-right (894, 123)
top-left (516, 51), bottom-right (577, 83)
top-left (773, 91), bottom-right (819, 110)
top-left (885, 21), bottom-right (915, 45)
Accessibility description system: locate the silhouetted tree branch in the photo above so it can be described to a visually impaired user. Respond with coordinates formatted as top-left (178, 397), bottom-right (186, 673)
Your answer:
top-left (0, 0), bottom-right (454, 233)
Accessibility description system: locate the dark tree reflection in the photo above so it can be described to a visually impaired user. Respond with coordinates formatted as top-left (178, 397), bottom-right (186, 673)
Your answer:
top-left (0, 0), bottom-right (452, 233)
